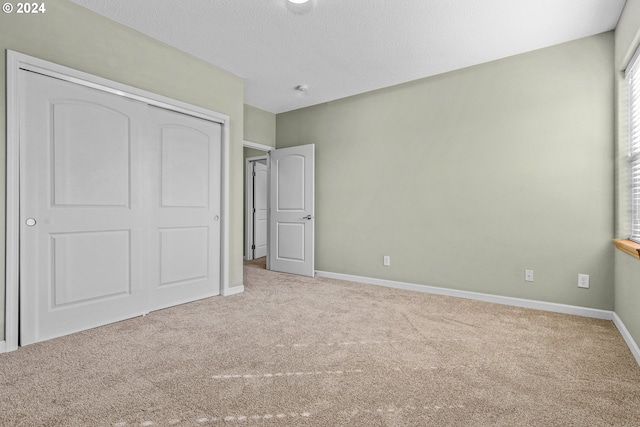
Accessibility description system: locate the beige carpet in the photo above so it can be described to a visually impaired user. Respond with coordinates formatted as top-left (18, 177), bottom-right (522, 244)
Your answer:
top-left (1, 258), bottom-right (639, 426)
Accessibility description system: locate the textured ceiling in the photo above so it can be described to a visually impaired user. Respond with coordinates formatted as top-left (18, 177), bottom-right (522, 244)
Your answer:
top-left (70, 0), bottom-right (626, 113)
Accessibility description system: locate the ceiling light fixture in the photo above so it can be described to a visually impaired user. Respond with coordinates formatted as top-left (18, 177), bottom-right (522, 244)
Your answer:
top-left (285, 0), bottom-right (314, 15)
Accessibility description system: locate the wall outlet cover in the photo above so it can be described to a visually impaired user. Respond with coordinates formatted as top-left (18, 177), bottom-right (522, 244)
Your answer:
top-left (525, 270), bottom-right (534, 282)
top-left (578, 274), bottom-right (590, 289)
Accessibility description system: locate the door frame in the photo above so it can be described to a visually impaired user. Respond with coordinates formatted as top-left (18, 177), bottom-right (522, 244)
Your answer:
top-left (242, 140), bottom-right (272, 262)
top-left (4, 50), bottom-right (231, 352)
top-left (245, 155), bottom-right (268, 260)
top-left (244, 140), bottom-right (273, 152)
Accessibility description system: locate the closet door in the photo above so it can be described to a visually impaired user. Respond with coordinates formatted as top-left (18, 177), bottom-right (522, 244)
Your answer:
top-left (145, 106), bottom-right (222, 311)
top-left (19, 72), bottom-right (223, 346)
top-left (19, 71), bottom-right (148, 345)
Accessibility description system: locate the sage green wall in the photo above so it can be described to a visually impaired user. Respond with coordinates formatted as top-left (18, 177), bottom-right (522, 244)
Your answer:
top-left (277, 33), bottom-right (615, 310)
top-left (244, 104), bottom-right (276, 147)
top-left (0, 0), bottom-right (245, 342)
top-left (614, 0), bottom-right (640, 349)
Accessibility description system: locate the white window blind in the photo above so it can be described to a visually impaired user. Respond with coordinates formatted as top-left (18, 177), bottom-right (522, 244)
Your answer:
top-left (628, 47), bottom-right (640, 243)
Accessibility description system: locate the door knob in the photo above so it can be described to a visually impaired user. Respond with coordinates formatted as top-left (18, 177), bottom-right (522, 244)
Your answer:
top-left (303, 215), bottom-right (313, 220)
top-left (25, 218), bottom-right (37, 227)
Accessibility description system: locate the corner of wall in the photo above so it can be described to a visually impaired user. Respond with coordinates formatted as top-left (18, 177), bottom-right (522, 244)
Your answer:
top-left (243, 104), bottom-right (276, 147)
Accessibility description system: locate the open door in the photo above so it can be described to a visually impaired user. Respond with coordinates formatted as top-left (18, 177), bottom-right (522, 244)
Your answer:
top-left (268, 144), bottom-right (315, 277)
top-left (253, 161), bottom-right (268, 259)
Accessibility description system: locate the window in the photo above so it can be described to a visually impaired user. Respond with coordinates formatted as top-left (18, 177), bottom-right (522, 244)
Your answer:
top-left (628, 47), bottom-right (640, 244)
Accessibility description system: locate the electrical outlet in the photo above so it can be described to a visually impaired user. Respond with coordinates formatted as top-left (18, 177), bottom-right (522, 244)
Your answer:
top-left (383, 256), bottom-right (391, 266)
top-left (578, 274), bottom-right (590, 289)
top-left (525, 270), bottom-right (534, 282)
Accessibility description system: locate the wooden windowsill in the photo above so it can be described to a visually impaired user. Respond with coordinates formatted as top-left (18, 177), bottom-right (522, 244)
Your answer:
top-left (614, 239), bottom-right (640, 259)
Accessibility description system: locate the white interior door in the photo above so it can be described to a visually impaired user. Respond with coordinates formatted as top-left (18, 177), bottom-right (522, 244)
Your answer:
top-left (268, 144), bottom-right (315, 277)
top-left (19, 70), bottom-right (223, 345)
top-left (253, 161), bottom-right (268, 259)
top-left (146, 106), bottom-right (222, 310)
top-left (19, 71), bottom-right (148, 345)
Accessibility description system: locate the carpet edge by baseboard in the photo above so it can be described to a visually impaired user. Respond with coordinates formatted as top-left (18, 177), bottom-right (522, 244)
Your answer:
top-left (613, 312), bottom-right (640, 367)
top-left (315, 270), bottom-right (613, 320)
top-left (315, 270), bottom-right (640, 366)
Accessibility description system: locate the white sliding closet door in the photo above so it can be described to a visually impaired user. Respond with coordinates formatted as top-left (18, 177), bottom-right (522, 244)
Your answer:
top-left (146, 106), bottom-right (221, 311)
top-left (19, 71), bottom-right (222, 345)
top-left (20, 71), bottom-right (148, 345)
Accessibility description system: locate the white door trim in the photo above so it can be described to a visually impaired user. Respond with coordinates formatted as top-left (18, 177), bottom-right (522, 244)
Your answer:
top-left (243, 140), bottom-right (273, 151)
top-left (245, 156), bottom-right (268, 260)
top-left (5, 50), bottom-right (231, 352)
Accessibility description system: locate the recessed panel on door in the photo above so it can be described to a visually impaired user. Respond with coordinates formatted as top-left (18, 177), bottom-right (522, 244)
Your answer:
top-left (51, 230), bottom-right (131, 307)
top-left (159, 227), bottom-right (209, 286)
top-left (277, 155), bottom-right (305, 211)
top-left (161, 127), bottom-right (210, 208)
top-left (276, 223), bottom-right (305, 261)
top-left (52, 102), bottom-right (131, 207)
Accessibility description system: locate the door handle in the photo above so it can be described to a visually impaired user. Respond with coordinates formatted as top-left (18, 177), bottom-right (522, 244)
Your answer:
top-left (303, 215), bottom-right (313, 220)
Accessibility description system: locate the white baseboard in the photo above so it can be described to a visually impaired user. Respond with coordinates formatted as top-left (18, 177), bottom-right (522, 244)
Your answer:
top-left (613, 312), bottom-right (640, 366)
top-left (223, 285), bottom-right (245, 297)
top-left (0, 340), bottom-right (6, 354)
top-left (315, 271), bottom-right (615, 321)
